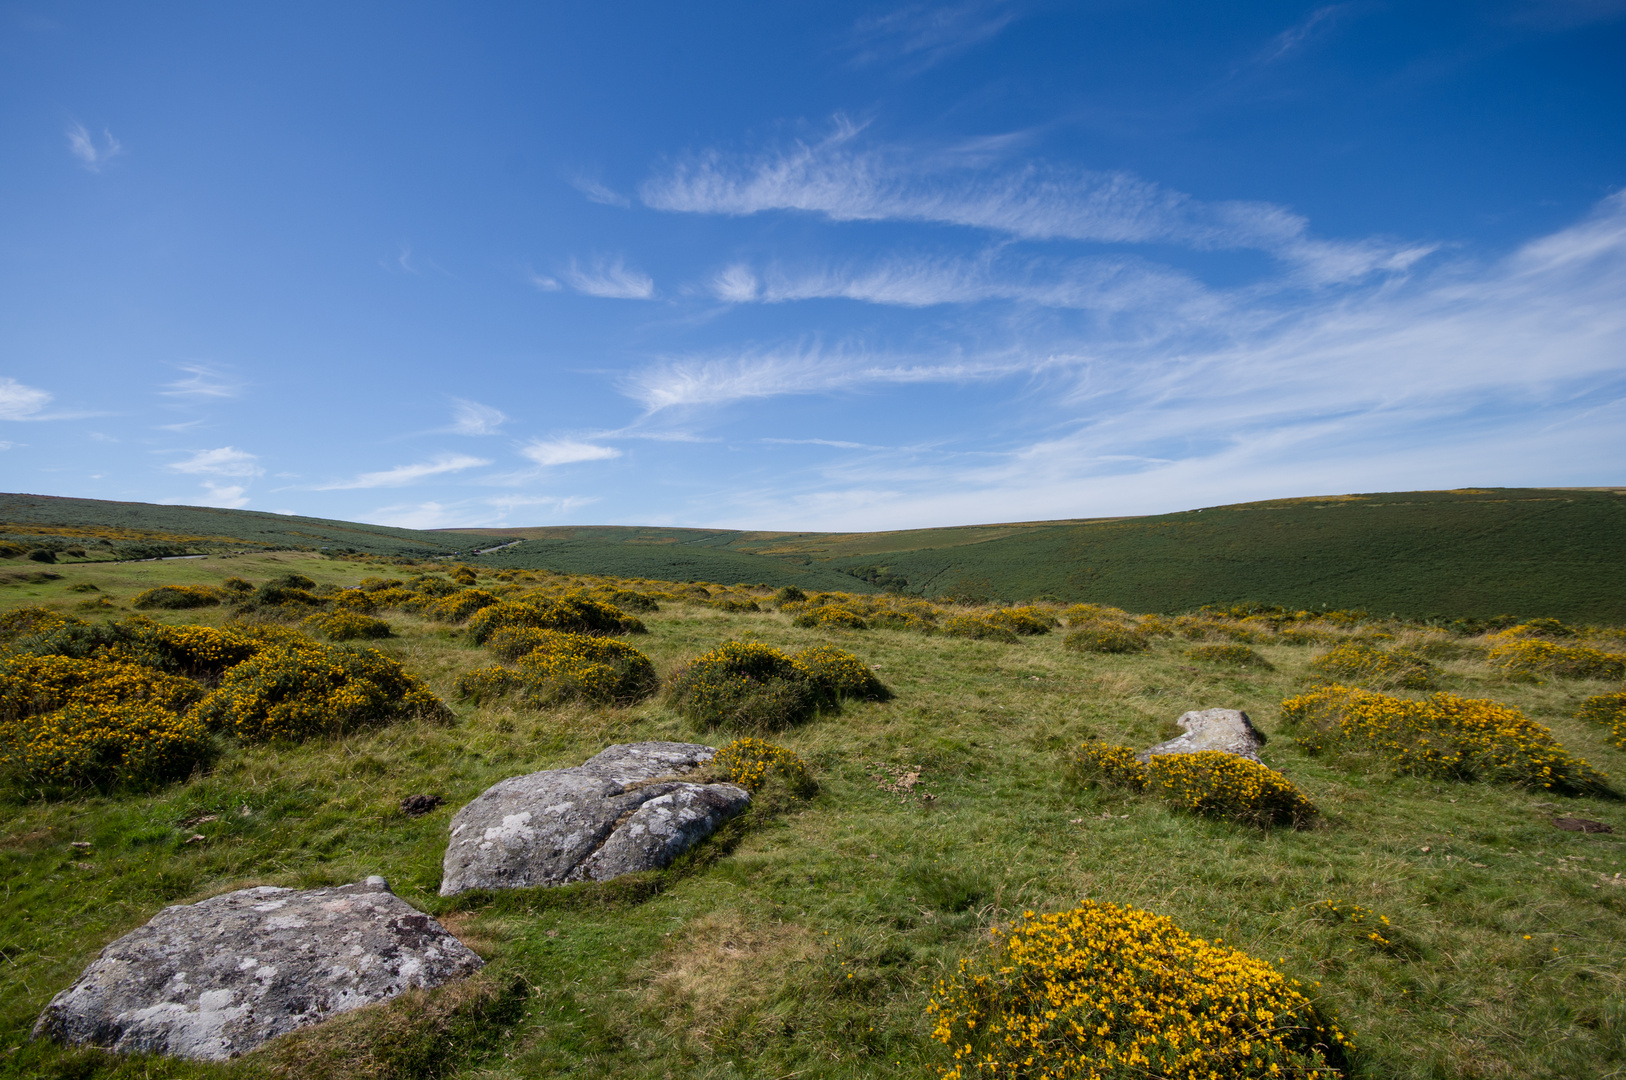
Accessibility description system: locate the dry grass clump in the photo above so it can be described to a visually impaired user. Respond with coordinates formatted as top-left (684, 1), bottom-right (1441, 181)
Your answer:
top-left (927, 901), bottom-right (1352, 1080)
top-left (300, 610), bottom-right (392, 641)
top-left (1073, 743), bottom-right (1316, 828)
top-left (668, 642), bottom-right (828, 731)
top-left (711, 737), bottom-right (816, 795)
top-left (455, 629), bottom-right (657, 706)
top-left (1281, 685), bottom-right (1612, 794)
top-left (1187, 643), bottom-right (1275, 670)
top-left (1309, 641), bottom-right (1437, 689)
top-left (130, 584), bottom-right (222, 610)
top-left (1577, 691), bottom-right (1626, 750)
top-left (1065, 622), bottom-right (1149, 654)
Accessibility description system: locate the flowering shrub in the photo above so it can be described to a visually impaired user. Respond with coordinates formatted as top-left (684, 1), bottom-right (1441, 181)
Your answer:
top-left (358, 577), bottom-right (404, 593)
top-left (191, 640), bottom-right (450, 742)
top-left (0, 654), bottom-right (211, 787)
top-left (1144, 751), bottom-right (1318, 828)
top-left (1064, 622), bottom-right (1149, 654)
top-left (451, 566), bottom-right (478, 586)
top-left (452, 665), bottom-right (523, 704)
top-left (927, 901), bottom-right (1352, 1080)
top-left (367, 587), bottom-right (423, 611)
top-left (988, 607), bottom-right (1054, 635)
top-left (300, 610), bottom-right (392, 641)
top-left (131, 584), bottom-right (222, 610)
top-left (465, 595), bottom-right (645, 643)
top-left (1070, 742), bottom-right (1147, 790)
top-left (1488, 640), bottom-right (1625, 681)
top-left (332, 588), bottom-right (377, 613)
top-left (0, 606), bottom-right (81, 642)
top-left (712, 596), bottom-right (761, 613)
top-left (793, 606), bottom-right (868, 630)
top-left (1281, 685), bottom-right (1611, 794)
top-left (668, 641), bottom-right (826, 731)
top-left (712, 736), bottom-right (815, 796)
top-left (942, 615), bottom-right (1020, 644)
top-left (1577, 691), bottom-right (1626, 750)
top-left (426, 588), bottom-right (503, 623)
top-left (794, 645), bottom-right (891, 702)
top-left (512, 630), bottom-right (658, 705)
top-left (1309, 641), bottom-right (1436, 689)
top-left (1187, 643), bottom-right (1275, 670)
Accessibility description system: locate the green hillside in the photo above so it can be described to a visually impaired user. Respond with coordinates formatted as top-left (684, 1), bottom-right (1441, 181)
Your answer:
top-left (0, 493), bottom-right (507, 559)
top-left (457, 489), bottom-right (1626, 623)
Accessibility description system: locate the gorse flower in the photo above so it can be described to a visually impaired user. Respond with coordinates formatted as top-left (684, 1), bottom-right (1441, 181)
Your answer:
top-left (300, 610), bottom-right (392, 641)
top-left (1073, 744), bottom-right (1317, 828)
top-left (1576, 691), bottom-right (1626, 750)
top-left (712, 737), bottom-right (815, 796)
top-left (456, 628), bottom-right (657, 706)
top-left (927, 901), bottom-right (1352, 1080)
top-left (668, 641), bottom-right (890, 731)
top-left (1281, 685), bottom-right (1611, 795)
top-left (1487, 640), bottom-right (1625, 681)
top-left (1309, 642), bottom-right (1436, 690)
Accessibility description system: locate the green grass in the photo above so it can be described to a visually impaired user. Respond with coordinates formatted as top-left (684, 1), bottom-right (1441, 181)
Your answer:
top-left (3, 555), bottom-right (1626, 1079)
top-left (0, 493), bottom-right (509, 558)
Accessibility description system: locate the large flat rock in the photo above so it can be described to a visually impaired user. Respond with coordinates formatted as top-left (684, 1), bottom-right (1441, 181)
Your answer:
top-left (33, 877), bottom-right (480, 1061)
top-left (1138, 708), bottom-right (1266, 763)
top-left (440, 741), bottom-right (750, 896)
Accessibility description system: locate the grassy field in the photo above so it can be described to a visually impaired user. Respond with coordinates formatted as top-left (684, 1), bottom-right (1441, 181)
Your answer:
top-left (2, 554), bottom-right (1625, 1079)
top-left (454, 488), bottom-right (1626, 623)
top-left (0, 493), bottom-right (509, 559)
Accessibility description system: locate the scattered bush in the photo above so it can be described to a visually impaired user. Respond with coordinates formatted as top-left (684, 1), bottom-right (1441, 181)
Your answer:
top-left (942, 615), bottom-right (1020, 643)
top-left (668, 641), bottom-right (826, 731)
top-left (221, 576), bottom-right (254, 596)
top-left (1064, 621), bottom-right (1148, 654)
top-left (512, 631), bottom-right (658, 705)
top-left (452, 665), bottom-right (523, 704)
top-left (331, 588), bottom-right (377, 613)
top-left (792, 605), bottom-right (867, 630)
top-left (26, 549), bottom-right (56, 564)
top-left (0, 541), bottom-right (25, 558)
top-left (1187, 643), bottom-right (1275, 670)
top-left (592, 588), bottom-right (659, 613)
top-left (794, 645), bottom-right (891, 702)
top-left (926, 901), bottom-right (1352, 1080)
top-left (1488, 640), bottom-right (1625, 681)
top-left (987, 606), bottom-right (1054, 635)
top-left (426, 588), bottom-right (503, 623)
top-left (1070, 742), bottom-right (1148, 790)
top-left (1281, 685), bottom-right (1611, 795)
top-left (451, 566), bottom-right (478, 586)
top-left (773, 585), bottom-right (807, 605)
top-left (712, 737), bottom-right (816, 795)
top-left (1578, 691), bottom-right (1626, 750)
top-left (0, 654), bottom-right (211, 788)
top-left (266, 573), bottom-right (317, 590)
top-left (300, 610), bottom-right (392, 641)
top-left (131, 585), bottom-right (221, 610)
top-left (191, 640), bottom-right (450, 742)
top-left (1309, 641), bottom-right (1437, 689)
top-left (465, 595), bottom-right (644, 643)
top-left (1144, 751), bottom-right (1317, 828)
top-left (358, 577), bottom-right (404, 592)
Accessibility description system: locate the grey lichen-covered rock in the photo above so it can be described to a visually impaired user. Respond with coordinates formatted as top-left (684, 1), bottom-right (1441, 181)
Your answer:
top-left (440, 741), bottom-right (750, 896)
top-left (1138, 708), bottom-right (1266, 763)
top-left (33, 877), bottom-right (481, 1061)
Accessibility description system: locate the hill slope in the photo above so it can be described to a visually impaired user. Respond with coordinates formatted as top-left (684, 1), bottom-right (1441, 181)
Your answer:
top-left (0, 493), bottom-right (506, 558)
top-left (453, 488), bottom-right (1626, 622)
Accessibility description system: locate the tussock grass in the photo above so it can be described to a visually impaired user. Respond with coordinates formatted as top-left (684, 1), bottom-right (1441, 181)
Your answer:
top-left (0, 553), bottom-right (1623, 1079)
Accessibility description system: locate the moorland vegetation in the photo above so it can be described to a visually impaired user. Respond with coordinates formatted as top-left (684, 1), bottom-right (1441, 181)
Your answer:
top-left (0, 548), bottom-right (1622, 1079)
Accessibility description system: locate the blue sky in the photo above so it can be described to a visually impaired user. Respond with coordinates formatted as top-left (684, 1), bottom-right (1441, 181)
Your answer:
top-left (2, 1), bottom-right (1623, 531)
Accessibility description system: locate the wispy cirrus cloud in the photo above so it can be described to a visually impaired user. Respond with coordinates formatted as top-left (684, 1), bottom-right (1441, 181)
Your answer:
top-left (849, 1), bottom-right (1021, 71)
top-left (562, 256), bottom-right (656, 299)
top-left (570, 175), bottom-right (632, 207)
top-left (448, 398), bottom-right (509, 435)
top-left (314, 453), bottom-right (491, 490)
top-left (67, 122), bottom-right (122, 172)
top-left (643, 120), bottom-right (1434, 284)
top-left (518, 438), bottom-right (622, 466)
top-left (160, 365), bottom-right (242, 400)
top-left (167, 446), bottom-right (264, 477)
top-left (367, 494), bottom-right (597, 530)
top-left (0, 377), bottom-right (55, 420)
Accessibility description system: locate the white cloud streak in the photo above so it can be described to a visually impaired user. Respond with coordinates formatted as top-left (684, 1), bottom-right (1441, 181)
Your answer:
top-left (449, 398), bottom-right (509, 435)
top-left (67, 122), bottom-right (122, 171)
top-left (167, 446), bottom-right (264, 477)
top-left (643, 121), bottom-right (1434, 284)
top-left (571, 175), bottom-right (632, 207)
top-left (519, 438), bottom-right (622, 466)
top-left (315, 453), bottom-right (491, 490)
top-left (0, 378), bottom-right (54, 420)
top-left (562, 256), bottom-right (656, 299)
top-left (849, 1), bottom-right (1020, 70)
top-left (160, 365), bottom-right (242, 400)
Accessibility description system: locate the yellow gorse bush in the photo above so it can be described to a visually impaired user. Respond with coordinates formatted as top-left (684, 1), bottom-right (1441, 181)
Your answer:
top-left (943, 615), bottom-right (1021, 643)
top-left (1487, 640), bottom-right (1625, 681)
top-left (1577, 691), bottom-right (1626, 750)
top-left (712, 737), bottom-right (815, 796)
top-left (1072, 745), bottom-right (1316, 828)
top-left (1064, 622), bottom-right (1149, 654)
top-left (1188, 643), bottom-right (1275, 669)
top-left (425, 588), bottom-right (503, 623)
top-left (299, 610), bottom-right (392, 641)
top-left (512, 630), bottom-right (658, 705)
top-left (792, 605), bottom-right (868, 630)
top-left (1309, 641), bottom-right (1436, 689)
top-left (130, 584), bottom-right (223, 610)
top-left (927, 901), bottom-right (1352, 1080)
top-left (794, 645), bottom-right (891, 702)
top-left (465, 594), bottom-right (645, 643)
top-left (1280, 685), bottom-right (1611, 794)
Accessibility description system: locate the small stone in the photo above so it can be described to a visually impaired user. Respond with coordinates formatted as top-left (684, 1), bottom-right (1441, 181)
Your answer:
top-left (1554, 817), bottom-right (1612, 833)
top-left (70, 842), bottom-right (91, 851)
top-left (1137, 708), bottom-right (1266, 763)
top-left (32, 879), bottom-right (480, 1060)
